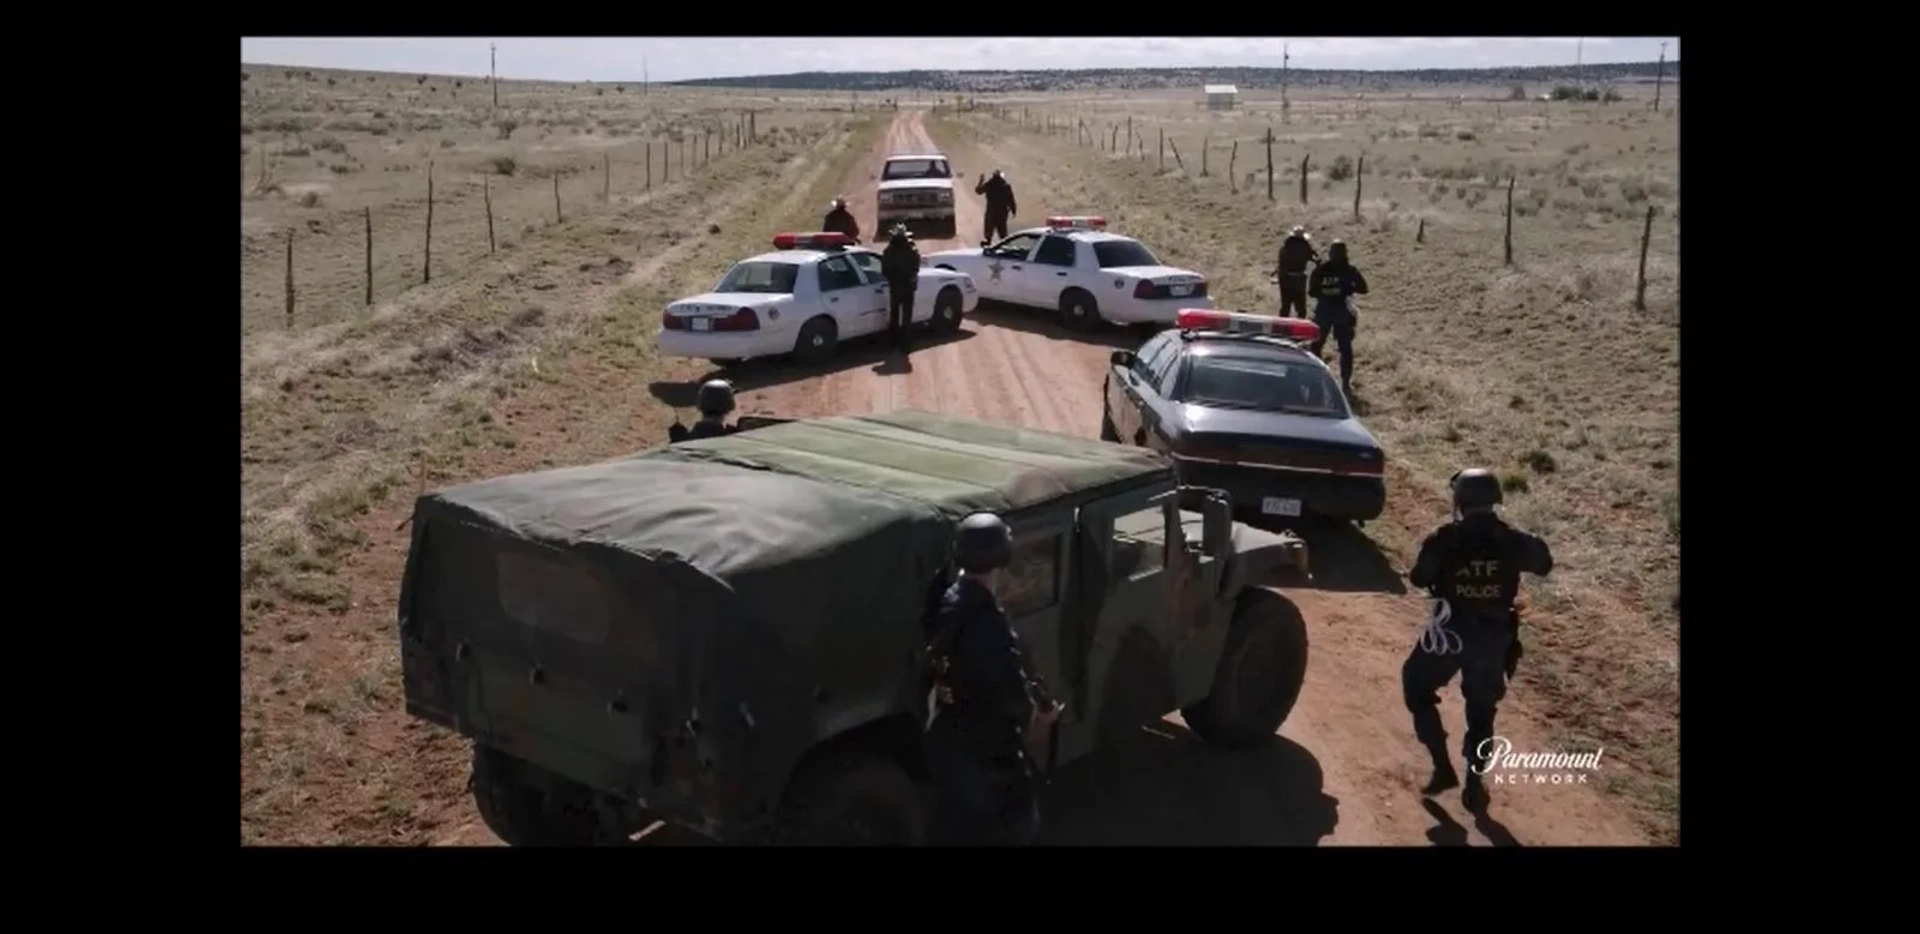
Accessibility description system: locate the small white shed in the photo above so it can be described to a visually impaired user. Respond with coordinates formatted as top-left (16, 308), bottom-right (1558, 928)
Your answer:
top-left (1204, 84), bottom-right (1238, 110)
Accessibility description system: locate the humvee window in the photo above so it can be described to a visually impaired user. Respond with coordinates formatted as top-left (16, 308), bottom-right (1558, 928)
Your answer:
top-left (495, 549), bottom-right (611, 645)
top-left (1110, 507), bottom-right (1167, 579)
top-left (999, 534), bottom-right (1060, 617)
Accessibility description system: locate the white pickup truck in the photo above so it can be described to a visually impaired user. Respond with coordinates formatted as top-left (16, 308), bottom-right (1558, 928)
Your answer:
top-left (875, 154), bottom-right (957, 240)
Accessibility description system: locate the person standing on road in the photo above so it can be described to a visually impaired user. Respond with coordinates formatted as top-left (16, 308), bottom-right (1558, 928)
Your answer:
top-left (880, 224), bottom-right (921, 354)
top-left (1306, 240), bottom-right (1369, 397)
top-left (1401, 468), bottom-right (1554, 814)
top-left (821, 197), bottom-right (861, 243)
top-left (667, 379), bottom-right (740, 443)
top-left (1275, 225), bottom-right (1320, 319)
top-left (975, 169), bottom-right (1018, 244)
top-left (922, 512), bottom-right (1062, 845)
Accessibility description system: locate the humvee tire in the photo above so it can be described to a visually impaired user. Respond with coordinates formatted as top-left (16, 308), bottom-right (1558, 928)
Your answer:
top-left (1181, 588), bottom-right (1310, 749)
top-left (470, 746), bottom-right (604, 846)
top-left (773, 752), bottom-right (927, 846)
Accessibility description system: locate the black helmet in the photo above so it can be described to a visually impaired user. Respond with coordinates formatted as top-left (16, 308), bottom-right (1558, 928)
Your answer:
top-left (1327, 239), bottom-right (1349, 260)
top-left (695, 379), bottom-right (736, 418)
top-left (1450, 468), bottom-right (1502, 513)
top-left (830, 197), bottom-right (847, 210)
top-left (954, 512), bottom-right (1013, 573)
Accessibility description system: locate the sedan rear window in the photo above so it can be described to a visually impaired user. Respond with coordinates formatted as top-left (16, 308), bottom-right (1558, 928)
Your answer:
top-left (1093, 240), bottom-right (1160, 268)
top-left (1177, 356), bottom-right (1349, 417)
top-left (715, 261), bottom-right (798, 294)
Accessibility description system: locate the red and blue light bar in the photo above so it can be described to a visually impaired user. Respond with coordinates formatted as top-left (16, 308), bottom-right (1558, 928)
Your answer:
top-left (1045, 215), bottom-right (1107, 230)
top-left (1176, 308), bottom-right (1320, 343)
top-left (771, 231), bottom-right (853, 250)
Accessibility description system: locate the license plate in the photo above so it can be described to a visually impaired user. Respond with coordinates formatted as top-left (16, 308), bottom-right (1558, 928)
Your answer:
top-left (1261, 496), bottom-right (1302, 517)
top-left (690, 317), bottom-right (711, 332)
top-left (1168, 284), bottom-right (1193, 297)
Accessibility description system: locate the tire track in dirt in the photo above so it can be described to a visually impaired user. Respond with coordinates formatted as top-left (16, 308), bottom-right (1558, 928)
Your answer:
top-left (974, 123), bottom-right (1650, 847)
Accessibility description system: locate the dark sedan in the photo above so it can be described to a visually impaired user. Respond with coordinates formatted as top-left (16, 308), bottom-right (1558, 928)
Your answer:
top-left (1099, 312), bottom-right (1387, 523)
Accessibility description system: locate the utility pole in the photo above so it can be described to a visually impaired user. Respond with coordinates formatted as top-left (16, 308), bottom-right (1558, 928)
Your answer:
top-left (490, 42), bottom-right (498, 111)
top-left (643, 56), bottom-right (649, 96)
top-left (1652, 41), bottom-right (1668, 113)
top-left (1281, 42), bottom-right (1291, 122)
top-left (1576, 37), bottom-right (1585, 93)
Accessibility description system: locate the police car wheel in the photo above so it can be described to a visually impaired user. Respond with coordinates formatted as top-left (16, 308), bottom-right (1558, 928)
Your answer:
top-left (470, 746), bottom-right (605, 846)
top-left (930, 288), bottom-right (963, 334)
top-left (1058, 289), bottom-right (1100, 333)
top-left (792, 316), bottom-right (838, 365)
top-left (774, 752), bottom-right (927, 846)
top-left (1181, 589), bottom-right (1310, 749)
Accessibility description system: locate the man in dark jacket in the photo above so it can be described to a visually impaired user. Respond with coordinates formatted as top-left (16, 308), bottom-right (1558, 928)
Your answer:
top-left (1275, 225), bottom-right (1320, 319)
top-left (974, 169), bottom-right (1018, 244)
top-left (1306, 240), bottom-right (1370, 397)
top-left (1402, 468), bottom-right (1554, 814)
top-left (667, 379), bottom-right (739, 443)
top-left (821, 197), bottom-right (861, 242)
top-left (880, 224), bottom-right (921, 353)
top-left (923, 512), bottom-right (1061, 845)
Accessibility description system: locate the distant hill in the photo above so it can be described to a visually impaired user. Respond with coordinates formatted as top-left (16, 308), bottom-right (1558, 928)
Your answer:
top-left (668, 61), bottom-right (1677, 94)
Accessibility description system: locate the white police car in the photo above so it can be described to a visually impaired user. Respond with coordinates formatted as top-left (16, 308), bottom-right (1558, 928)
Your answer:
top-left (657, 232), bottom-right (980, 365)
top-left (919, 216), bottom-right (1212, 332)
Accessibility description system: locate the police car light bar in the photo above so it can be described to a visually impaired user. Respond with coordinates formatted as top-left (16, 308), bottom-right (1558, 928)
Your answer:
top-left (1176, 308), bottom-right (1320, 343)
top-left (1044, 215), bottom-right (1107, 230)
top-left (771, 231), bottom-right (853, 250)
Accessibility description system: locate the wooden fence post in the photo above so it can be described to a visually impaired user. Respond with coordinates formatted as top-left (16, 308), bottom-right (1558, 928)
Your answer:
top-left (483, 176), bottom-right (496, 253)
top-left (1110, 124), bottom-right (1118, 151)
top-left (1416, 216), bottom-right (1426, 244)
top-left (1158, 128), bottom-right (1164, 170)
top-left (1298, 154), bottom-right (1309, 204)
top-left (647, 143), bottom-right (653, 190)
top-left (1635, 205), bottom-right (1656, 310)
top-left (603, 154), bottom-right (610, 201)
top-left (552, 174), bottom-right (562, 223)
top-left (363, 207), bottom-right (373, 305)
top-left (705, 130), bottom-right (711, 164)
top-left (1126, 116), bottom-right (1133, 152)
top-left (1265, 130), bottom-right (1274, 201)
top-left (284, 229), bottom-right (295, 326)
top-left (422, 161), bottom-right (434, 284)
top-left (1201, 137), bottom-right (1209, 177)
top-left (1503, 175), bottom-right (1517, 265)
top-left (1229, 141), bottom-right (1238, 193)
top-left (665, 139), bottom-right (672, 182)
top-left (1352, 155), bottom-right (1364, 220)
top-left (1168, 137), bottom-right (1184, 173)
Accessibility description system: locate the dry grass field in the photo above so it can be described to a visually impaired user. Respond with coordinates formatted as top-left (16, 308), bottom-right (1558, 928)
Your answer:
top-left (239, 68), bottom-right (1677, 846)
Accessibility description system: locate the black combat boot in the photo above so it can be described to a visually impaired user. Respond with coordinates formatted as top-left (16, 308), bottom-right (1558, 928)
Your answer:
top-left (1421, 742), bottom-right (1459, 796)
top-left (1462, 771), bottom-right (1491, 814)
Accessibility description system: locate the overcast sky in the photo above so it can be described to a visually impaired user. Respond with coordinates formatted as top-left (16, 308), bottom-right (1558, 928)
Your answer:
top-left (240, 37), bottom-right (1680, 84)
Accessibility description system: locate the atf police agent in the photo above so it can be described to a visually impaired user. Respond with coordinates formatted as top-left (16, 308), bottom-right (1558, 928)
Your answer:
top-left (923, 511), bottom-right (1062, 845)
top-left (1401, 468), bottom-right (1554, 813)
top-left (821, 197), bottom-right (861, 242)
top-left (880, 224), bottom-right (921, 353)
top-left (667, 379), bottom-right (740, 443)
top-left (1306, 240), bottom-right (1369, 397)
top-left (974, 169), bottom-right (1018, 244)
top-left (1275, 225), bottom-right (1320, 319)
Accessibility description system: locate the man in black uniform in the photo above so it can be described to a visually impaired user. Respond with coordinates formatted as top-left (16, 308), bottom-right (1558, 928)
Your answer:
top-left (974, 169), bottom-right (1018, 244)
top-left (821, 197), bottom-right (861, 243)
top-left (1401, 468), bottom-right (1554, 813)
top-left (880, 224), bottom-right (921, 353)
top-left (1274, 225), bottom-right (1320, 319)
top-left (1306, 239), bottom-right (1369, 397)
top-left (923, 512), bottom-right (1062, 845)
top-left (667, 379), bottom-right (740, 443)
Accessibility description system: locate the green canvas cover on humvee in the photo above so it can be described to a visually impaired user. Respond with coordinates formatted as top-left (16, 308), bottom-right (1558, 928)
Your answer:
top-left (398, 411), bottom-right (1196, 836)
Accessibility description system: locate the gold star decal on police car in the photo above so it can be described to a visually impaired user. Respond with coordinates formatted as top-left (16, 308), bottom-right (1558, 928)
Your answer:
top-left (987, 260), bottom-right (1004, 282)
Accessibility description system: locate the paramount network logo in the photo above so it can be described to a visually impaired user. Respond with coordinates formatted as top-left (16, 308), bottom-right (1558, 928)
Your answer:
top-left (1471, 736), bottom-right (1604, 785)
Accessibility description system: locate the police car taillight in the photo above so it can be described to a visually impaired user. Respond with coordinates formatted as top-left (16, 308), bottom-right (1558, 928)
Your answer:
top-left (714, 307), bottom-right (760, 331)
top-left (1045, 215), bottom-right (1107, 230)
top-left (771, 231), bottom-right (852, 250)
top-left (1176, 308), bottom-right (1319, 343)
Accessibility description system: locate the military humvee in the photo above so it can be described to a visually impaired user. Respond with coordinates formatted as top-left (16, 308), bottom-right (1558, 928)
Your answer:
top-left (396, 409), bottom-right (1310, 845)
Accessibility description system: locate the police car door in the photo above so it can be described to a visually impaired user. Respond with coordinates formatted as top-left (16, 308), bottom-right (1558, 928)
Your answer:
top-left (846, 250), bottom-right (898, 323)
top-left (1137, 343), bottom-right (1185, 453)
top-left (1027, 235), bottom-right (1080, 309)
top-left (980, 231), bottom-right (1043, 306)
top-left (1113, 332), bottom-right (1176, 447)
top-left (815, 253), bottom-right (882, 337)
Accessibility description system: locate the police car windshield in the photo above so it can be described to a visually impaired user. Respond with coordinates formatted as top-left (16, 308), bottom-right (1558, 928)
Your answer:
top-left (1093, 240), bottom-right (1160, 268)
top-left (1179, 354), bottom-right (1349, 417)
top-left (715, 261), bottom-right (799, 294)
top-left (882, 159), bottom-right (950, 180)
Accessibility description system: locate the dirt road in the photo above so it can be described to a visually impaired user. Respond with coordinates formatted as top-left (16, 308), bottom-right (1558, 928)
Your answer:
top-left (428, 111), bottom-right (1649, 846)
top-left (642, 110), bottom-right (1649, 847)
